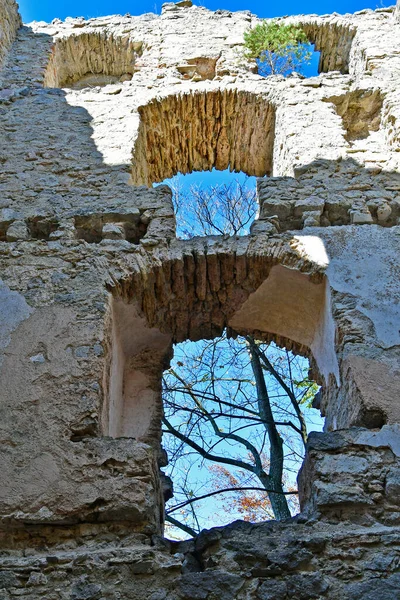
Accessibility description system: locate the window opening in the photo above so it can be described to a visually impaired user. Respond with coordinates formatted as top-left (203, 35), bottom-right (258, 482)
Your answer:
top-left (256, 43), bottom-right (320, 78)
top-left (155, 168), bottom-right (258, 239)
top-left (242, 21), bottom-right (320, 78)
top-left (162, 331), bottom-right (323, 540)
top-left (44, 34), bottom-right (138, 89)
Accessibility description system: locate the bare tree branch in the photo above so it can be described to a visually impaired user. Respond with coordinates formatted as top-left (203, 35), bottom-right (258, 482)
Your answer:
top-left (167, 486), bottom-right (298, 515)
top-left (163, 415), bottom-right (263, 477)
top-left (248, 340), bottom-right (308, 447)
top-left (165, 515), bottom-right (197, 537)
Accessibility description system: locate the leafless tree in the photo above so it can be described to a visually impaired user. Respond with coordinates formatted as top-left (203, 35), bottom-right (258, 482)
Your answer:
top-left (171, 175), bottom-right (257, 238)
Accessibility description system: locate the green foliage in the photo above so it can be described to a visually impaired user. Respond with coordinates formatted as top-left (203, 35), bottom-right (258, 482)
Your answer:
top-left (243, 20), bottom-right (312, 76)
top-left (294, 377), bottom-right (320, 408)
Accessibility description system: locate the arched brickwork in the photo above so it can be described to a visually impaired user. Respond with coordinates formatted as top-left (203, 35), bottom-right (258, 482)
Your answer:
top-left (301, 20), bottom-right (356, 74)
top-left (131, 89), bottom-right (276, 185)
top-left (102, 240), bottom-right (338, 442)
top-left (44, 32), bottom-right (139, 88)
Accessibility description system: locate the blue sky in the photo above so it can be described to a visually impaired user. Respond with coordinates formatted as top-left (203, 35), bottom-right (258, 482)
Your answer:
top-left (19, 0), bottom-right (393, 24)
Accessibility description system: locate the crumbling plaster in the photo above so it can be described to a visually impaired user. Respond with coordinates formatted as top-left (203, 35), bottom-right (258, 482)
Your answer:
top-left (1, 0), bottom-right (400, 597)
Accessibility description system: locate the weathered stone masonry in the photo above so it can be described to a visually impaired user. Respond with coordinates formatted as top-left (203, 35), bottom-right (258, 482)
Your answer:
top-left (0, 0), bottom-right (19, 69)
top-left (1, 0), bottom-right (400, 597)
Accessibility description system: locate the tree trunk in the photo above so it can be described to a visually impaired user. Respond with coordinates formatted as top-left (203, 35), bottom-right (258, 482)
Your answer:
top-left (247, 338), bottom-right (291, 520)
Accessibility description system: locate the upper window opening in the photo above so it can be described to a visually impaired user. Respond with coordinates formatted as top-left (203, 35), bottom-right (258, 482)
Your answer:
top-left (243, 20), bottom-right (356, 78)
top-left (155, 168), bottom-right (258, 239)
top-left (242, 21), bottom-right (320, 78)
top-left (162, 332), bottom-right (323, 540)
top-left (256, 43), bottom-right (320, 78)
top-left (302, 21), bottom-right (356, 75)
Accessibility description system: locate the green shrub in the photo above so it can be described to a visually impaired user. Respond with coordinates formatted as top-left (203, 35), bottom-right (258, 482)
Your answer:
top-left (243, 21), bottom-right (312, 76)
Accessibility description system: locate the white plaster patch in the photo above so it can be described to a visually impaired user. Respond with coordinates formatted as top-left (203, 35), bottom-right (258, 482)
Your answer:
top-left (0, 279), bottom-right (33, 366)
top-left (311, 282), bottom-right (340, 386)
top-left (356, 424), bottom-right (400, 458)
top-left (302, 226), bottom-right (400, 349)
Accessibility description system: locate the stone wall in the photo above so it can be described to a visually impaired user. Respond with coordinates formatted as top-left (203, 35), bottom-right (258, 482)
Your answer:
top-left (1, 2), bottom-right (400, 598)
top-left (0, 0), bottom-right (20, 71)
top-left (1, 428), bottom-right (400, 600)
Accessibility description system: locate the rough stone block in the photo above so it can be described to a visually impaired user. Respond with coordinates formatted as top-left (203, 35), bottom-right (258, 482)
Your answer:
top-left (349, 209), bottom-right (374, 224)
top-left (294, 195), bottom-right (325, 216)
top-left (5, 220), bottom-right (29, 241)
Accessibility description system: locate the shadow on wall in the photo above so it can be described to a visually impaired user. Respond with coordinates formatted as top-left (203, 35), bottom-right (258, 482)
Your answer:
top-left (256, 156), bottom-right (400, 231)
top-left (0, 26), bottom-right (171, 532)
top-left (0, 27), bottom-right (174, 245)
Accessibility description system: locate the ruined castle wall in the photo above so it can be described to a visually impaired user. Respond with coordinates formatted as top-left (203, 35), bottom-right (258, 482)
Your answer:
top-left (0, 0), bottom-right (20, 71)
top-left (1, 3), bottom-right (400, 598)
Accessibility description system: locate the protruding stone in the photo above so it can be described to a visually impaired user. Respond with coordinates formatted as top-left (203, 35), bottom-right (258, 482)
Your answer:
top-left (294, 196), bottom-right (324, 217)
top-left (377, 201), bottom-right (392, 222)
top-left (101, 223), bottom-right (126, 240)
top-left (250, 220), bottom-right (278, 235)
top-left (6, 220), bottom-right (29, 241)
top-left (302, 210), bottom-right (321, 227)
top-left (29, 353), bottom-right (46, 363)
top-left (349, 209), bottom-right (374, 224)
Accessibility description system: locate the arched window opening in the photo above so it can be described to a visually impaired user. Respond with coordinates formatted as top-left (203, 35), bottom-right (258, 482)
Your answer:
top-left (242, 20), bottom-right (354, 79)
top-left (255, 43), bottom-right (320, 78)
top-left (103, 241), bottom-right (338, 537)
top-left (162, 331), bottom-right (323, 540)
top-left (301, 21), bottom-right (356, 75)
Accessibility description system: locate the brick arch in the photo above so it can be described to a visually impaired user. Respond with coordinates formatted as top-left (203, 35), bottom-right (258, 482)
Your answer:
top-left (131, 89), bottom-right (276, 185)
top-left (102, 238), bottom-right (339, 442)
top-left (300, 19), bottom-right (356, 74)
top-left (43, 32), bottom-right (140, 88)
